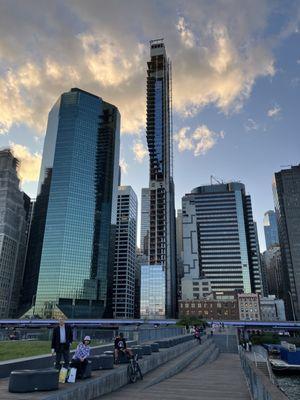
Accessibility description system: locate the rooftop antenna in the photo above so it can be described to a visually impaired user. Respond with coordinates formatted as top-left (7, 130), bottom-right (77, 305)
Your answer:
top-left (210, 175), bottom-right (223, 185)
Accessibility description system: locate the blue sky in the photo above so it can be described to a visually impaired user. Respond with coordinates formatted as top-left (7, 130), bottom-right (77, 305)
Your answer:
top-left (0, 0), bottom-right (299, 251)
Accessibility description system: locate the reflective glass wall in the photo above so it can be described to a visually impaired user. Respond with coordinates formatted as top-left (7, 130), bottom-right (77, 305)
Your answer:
top-left (34, 88), bottom-right (120, 318)
top-left (140, 264), bottom-right (165, 318)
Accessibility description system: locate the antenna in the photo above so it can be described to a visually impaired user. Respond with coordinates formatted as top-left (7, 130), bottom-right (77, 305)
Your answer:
top-left (210, 175), bottom-right (223, 185)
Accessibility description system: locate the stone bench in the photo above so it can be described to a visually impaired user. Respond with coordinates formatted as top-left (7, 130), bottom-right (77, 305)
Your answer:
top-left (99, 355), bottom-right (114, 370)
top-left (9, 368), bottom-right (59, 393)
top-left (151, 343), bottom-right (160, 352)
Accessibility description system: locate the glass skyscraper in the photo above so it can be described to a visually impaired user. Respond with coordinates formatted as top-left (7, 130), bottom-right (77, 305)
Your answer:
top-left (30, 88), bottom-right (120, 318)
top-left (145, 39), bottom-right (177, 318)
top-left (273, 164), bottom-right (300, 320)
top-left (182, 182), bottom-right (262, 297)
top-left (263, 210), bottom-right (279, 250)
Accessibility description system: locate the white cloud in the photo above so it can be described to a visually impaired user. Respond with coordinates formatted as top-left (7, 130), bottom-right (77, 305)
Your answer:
top-left (244, 118), bottom-right (259, 132)
top-left (267, 105), bottom-right (281, 117)
top-left (133, 141), bottom-right (148, 163)
top-left (10, 142), bottom-right (42, 183)
top-left (119, 158), bottom-right (128, 175)
top-left (174, 124), bottom-right (224, 156)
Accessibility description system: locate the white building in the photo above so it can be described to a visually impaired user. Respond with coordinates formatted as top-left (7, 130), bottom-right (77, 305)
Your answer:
top-left (113, 186), bottom-right (137, 318)
top-left (260, 295), bottom-right (286, 321)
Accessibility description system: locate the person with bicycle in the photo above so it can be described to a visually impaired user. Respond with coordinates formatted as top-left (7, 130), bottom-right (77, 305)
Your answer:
top-left (114, 332), bottom-right (132, 364)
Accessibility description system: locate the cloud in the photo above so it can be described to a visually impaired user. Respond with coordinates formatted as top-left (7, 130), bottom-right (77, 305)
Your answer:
top-left (0, 0), bottom-right (294, 138)
top-left (10, 143), bottom-right (42, 183)
top-left (267, 105), bottom-right (281, 117)
top-left (119, 158), bottom-right (128, 175)
top-left (133, 141), bottom-right (148, 163)
top-left (244, 118), bottom-right (259, 132)
top-left (174, 124), bottom-right (224, 156)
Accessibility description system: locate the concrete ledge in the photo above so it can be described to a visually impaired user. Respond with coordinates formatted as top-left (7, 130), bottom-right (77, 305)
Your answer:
top-left (0, 341), bottom-right (137, 379)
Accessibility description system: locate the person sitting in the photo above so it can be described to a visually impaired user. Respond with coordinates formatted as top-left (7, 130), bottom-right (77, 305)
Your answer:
top-left (70, 336), bottom-right (91, 378)
top-left (114, 332), bottom-right (132, 364)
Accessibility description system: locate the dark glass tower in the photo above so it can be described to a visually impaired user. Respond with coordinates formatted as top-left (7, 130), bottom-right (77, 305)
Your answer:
top-left (28, 88), bottom-right (119, 318)
top-left (273, 164), bottom-right (300, 320)
top-left (146, 40), bottom-right (177, 318)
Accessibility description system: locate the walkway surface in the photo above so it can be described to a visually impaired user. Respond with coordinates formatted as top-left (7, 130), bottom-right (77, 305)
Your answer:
top-left (101, 353), bottom-right (251, 400)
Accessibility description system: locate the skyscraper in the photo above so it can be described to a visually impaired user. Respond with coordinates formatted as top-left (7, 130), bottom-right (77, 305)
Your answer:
top-left (263, 210), bottom-right (279, 250)
top-left (145, 39), bottom-right (177, 318)
top-left (182, 182), bottom-right (262, 297)
top-left (113, 186), bottom-right (137, 318)
top-left (273, 164), bottom-right (300, 320)
top-left (0, 149), bottom-right (28, 317)
top-left (140, 188), bottom-right (150, 255)
top-left (31, 88), bottom-right (120, 318)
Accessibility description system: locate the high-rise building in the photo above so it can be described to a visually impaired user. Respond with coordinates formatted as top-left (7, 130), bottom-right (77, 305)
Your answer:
top-left (0, 149), bottom-right (28, 317)
top-left (140, 188), bottom-right (150, 255)
top-left (273, 164), bottom-right (300, 320)
top-left (182, 182), bottom-right (262, 297)
top-left (176, 209), bottom-right (184, 298)
top-left (145, 39), bottom-right (177, 318)
top-left (263, 210), bottom-right (279, 250)
top-left (30, 88), bottom-right (120, 318)
top-left (262, 246), bottom-right (283, 299)
top-left (113, 186), bottom-right (137, 318)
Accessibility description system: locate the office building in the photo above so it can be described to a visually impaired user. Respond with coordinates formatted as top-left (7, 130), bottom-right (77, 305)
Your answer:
top-left (140, 264), bottom-right (165, 318)
top-left (146, 39), bottom-right (177, 318)
top-left (0, 149), bottom-right (28, 317)
top-left (182, 182), bottom-right (262, 297)
top-left (263, 210), bottom-right (279, 250)
top-left (238, 293), bottom-right (261, 321)
top-left (179, 298), bottom-right (239, 321)
top-left (273, 164), bottom-right (300, 320)
top-left (176, 209), bottom-right (184, 298)
top-left (134, 250), bottom-right (147, 319)
top-left (262, 246), bottom-right (283, 299)
top-left (140, 188), bottom-right (150, 255)
top-left (181, 278), bottom-right (212, 301)
top-left (260, 295), bottom-right (286, 321)
top-left (30, 88), bottom-right (120, 318)
top-left (113, 186), bottom-right (137, 318)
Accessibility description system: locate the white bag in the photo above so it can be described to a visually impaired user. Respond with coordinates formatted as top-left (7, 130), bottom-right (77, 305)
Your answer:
top-left (67, 367), bottom-right (77, 383)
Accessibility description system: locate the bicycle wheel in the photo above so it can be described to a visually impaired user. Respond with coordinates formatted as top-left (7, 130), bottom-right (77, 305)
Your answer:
top-left (127, 364), bottom-right (137, 383)
top-left (136, 364), bottom-right (143, 381)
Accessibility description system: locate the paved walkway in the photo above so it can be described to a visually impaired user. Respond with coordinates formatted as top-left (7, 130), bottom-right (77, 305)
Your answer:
top-left (101, 353), bottom-right (251, 400)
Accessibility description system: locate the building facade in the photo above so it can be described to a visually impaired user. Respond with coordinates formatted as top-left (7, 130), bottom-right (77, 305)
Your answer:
top-left (182, 182), bottom-right (262, 298)
top-left (179, 298), bottom-right (239, 321)
top-left (0, 150), bottom-right (28, 317)
top-left (273, 164), bottom-right (300, 320)
top-left (140, 264), bottom-right (165, 318)
top-left (145, 39), bottom-right (177, 317)
top-left (140, 188), bottom-right (150, 256)
top-left (263, 210), bottom-right (279, 250)
top-left (262, 246), bottom-right (283, 299)
top-left (31, 88), bottom-right (120, 318)
top-left (181, 278), bottom-right (212, 301)
top-left (113, 186), bottom-right (137, 318)
top-left (238, 293), bottom-right (261, 321)
top-left (260, 295), bottom-right (286, 321)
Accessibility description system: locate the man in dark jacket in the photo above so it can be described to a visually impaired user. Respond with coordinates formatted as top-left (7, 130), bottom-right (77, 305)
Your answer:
top-left (51, 318), bottom-right (73, 369)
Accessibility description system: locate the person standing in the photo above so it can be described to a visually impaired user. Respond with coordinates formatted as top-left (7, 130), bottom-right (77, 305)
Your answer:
top-left (51, 318), bottom-right (73, 369)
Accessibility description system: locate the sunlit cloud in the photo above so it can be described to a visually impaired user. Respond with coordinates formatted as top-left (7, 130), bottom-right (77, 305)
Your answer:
top-left (244, 118), bottom-right (259, 132)
top-left (174, 125), bottom-right (224, 156)
top-left (10, 142), bottom-right (42, 183)
top-left (133, 141), bottom-right (148, 163)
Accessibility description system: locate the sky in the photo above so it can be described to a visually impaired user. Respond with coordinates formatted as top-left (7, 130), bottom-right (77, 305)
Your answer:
top-left (0, 0), bottom-right (300, 251)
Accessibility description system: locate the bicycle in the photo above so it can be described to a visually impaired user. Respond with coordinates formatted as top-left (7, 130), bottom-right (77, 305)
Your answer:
top-left (127, 353), bottom-right (143, 383)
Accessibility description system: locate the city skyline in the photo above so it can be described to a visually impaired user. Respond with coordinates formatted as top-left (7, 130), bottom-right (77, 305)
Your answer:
top-left (0, 1), bottom-right (300, 252)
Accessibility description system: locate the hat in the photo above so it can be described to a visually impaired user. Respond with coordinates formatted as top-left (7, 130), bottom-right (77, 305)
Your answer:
top-left (84, 336), bottom-right (91, 341)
